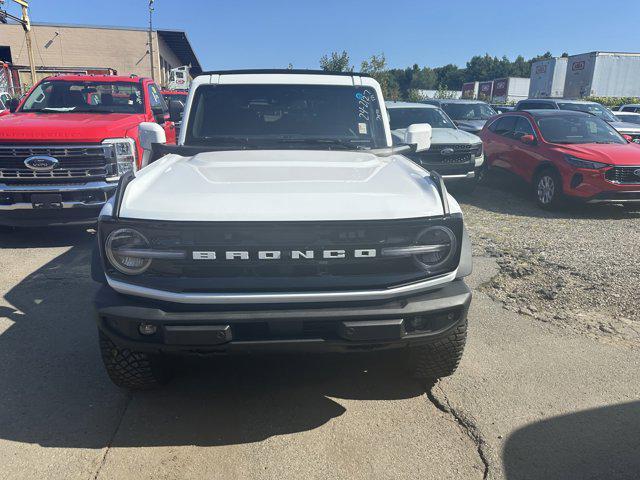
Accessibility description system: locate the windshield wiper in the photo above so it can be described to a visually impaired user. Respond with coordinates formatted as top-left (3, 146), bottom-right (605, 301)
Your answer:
top-left (198, 135), bottom-right (249, 144)
top-left (276, 138), bottom-right (368, 150)
top-left (75, 109), bottom-right (115, 114)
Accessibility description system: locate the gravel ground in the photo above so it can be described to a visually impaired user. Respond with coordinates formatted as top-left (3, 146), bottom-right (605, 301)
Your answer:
top-left (458, 170), bottom-right (640, 349)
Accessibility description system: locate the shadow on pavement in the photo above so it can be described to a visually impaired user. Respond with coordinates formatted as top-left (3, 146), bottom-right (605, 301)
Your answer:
top-left (503, 401), bottom-right (640, 480)
top-left (0, 234), bottom-right (423, 449)
top-left (0, 225), bottom-right (95, 249)
top-left (456, 169), bottom-right (640, 221)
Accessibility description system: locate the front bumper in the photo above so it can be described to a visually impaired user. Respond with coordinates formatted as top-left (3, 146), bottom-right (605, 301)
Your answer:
top-left (425, 155), bottom-right (484, 181)
top-left (586, 190), bottom-right (640, 204)
top-left (0, 181), bottom-right (117, 226)
top-left (563, 169), bottom-right (640, 203)
top-left (95, 279), bottom-right (472, 354)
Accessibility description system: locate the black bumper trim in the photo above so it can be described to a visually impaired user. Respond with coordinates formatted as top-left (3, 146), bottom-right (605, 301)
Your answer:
top-left (95, 279), bottom-right (471, 353)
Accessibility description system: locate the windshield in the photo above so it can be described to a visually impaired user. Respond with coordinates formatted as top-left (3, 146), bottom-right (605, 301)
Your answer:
top-left (388, 107), bottom-right (454, 130)
top-left (615, 114), bottom-right (640, 125)
top-left (557, 102), bottom-right (617, 123)
top-left (185, 84), bottom-right (388, 149)
top-left (20, 80), bottom-right (144, 114)
top-left (536, 114), bottom-right (626, 144)
top-left (441, 103), bottom-right (496, 121)
top-left (163, 93), bottom-right (187, 103)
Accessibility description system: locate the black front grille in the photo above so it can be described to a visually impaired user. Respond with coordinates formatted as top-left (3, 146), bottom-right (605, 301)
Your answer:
top-left (605, 166), bottom-right (640, 185)
top-left (408, 143), bottom-right (480, 175)
top-left (0, 144), bottom-right (113, 182)
top-left (101, 217), bottom-right (463, 294)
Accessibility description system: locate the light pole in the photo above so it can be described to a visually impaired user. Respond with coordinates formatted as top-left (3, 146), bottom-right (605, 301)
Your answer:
top-left (148, 0), bottom-right (155, 80)
top-left (1, 0), bottom-right (37, 87)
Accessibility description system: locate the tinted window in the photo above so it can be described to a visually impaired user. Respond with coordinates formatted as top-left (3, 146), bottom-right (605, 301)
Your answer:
top-left (621, 106), bottom-right (640, 113)
top-left (20, 80), bottom-right (144, 114)
top-left (186, 84), bottom-right (387, 149)
top-left (614, 114), bottom-right (640, 125)
top-left (536, 114), bottom-right (626, 144)
top-left (557, 102), bottom-right (617, 122)
top-left (489, 116), bottom-right (518, 136)
top-left (388, 107), bottom-right (454, 129)
top-left (148, 83), bottom-right (167, 113)
top-left (514, 117), bottom-right (535, 137)
top-left (163, 93), bottom-right (188, 104)
top-left (517, 102), bottom-right (553, 110)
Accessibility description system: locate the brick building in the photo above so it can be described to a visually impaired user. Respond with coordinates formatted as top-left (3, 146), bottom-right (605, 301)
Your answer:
top-left (0, 22), bottom-right (202, 92)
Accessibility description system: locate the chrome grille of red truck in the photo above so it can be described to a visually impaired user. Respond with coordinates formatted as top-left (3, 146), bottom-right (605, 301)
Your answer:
top-left (0, 144), bottom-right (112, 182)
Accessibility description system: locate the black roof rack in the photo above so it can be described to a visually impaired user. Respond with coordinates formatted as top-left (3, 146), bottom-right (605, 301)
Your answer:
top-left (197, 69), bottom-right (371, 78)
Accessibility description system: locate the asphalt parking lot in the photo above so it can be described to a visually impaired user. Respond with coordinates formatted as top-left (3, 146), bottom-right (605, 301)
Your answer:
top-left (1, 176), bottom-right (639, 480)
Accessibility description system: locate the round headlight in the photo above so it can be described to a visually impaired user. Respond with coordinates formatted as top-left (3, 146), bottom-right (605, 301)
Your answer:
top-left (105, 228), bottom-right (152, 275)
top-left (414, 226), bottom-right (457, 272)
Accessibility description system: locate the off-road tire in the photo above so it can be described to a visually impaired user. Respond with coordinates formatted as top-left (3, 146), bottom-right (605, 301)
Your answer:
top-left (408, 319), bottom-right (467, 381)
top-left (99, 331), bottom-right (168, 390)
top-left (534, 168), bottom-right (564, 209)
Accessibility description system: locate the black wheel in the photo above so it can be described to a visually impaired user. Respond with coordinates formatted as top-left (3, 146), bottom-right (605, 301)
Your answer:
top-left (475, 164), bottom-right (488, 184)
top-left (534, 168), bottom-right (564, 209)
top-left (407, 319), bottom-right (467, 381)
top-left (99, 331), bottom-right (168, 390)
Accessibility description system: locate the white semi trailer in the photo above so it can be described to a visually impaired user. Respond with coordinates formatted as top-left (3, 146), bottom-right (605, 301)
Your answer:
top-left (564, 52), bottom-right (640, 99)
top-left (529, 57), bottom-right (568, 98)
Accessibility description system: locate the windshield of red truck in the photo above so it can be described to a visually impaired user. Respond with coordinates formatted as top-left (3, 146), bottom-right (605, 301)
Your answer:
top-left (20, 80), bottom-right (144, 114)
top-left (185, 84), bottom-right (388, 150)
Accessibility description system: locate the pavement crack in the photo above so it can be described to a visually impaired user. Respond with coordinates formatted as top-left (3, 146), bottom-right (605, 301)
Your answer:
top-left (426, 383), bottom-right (490, 480)
top-left (91, 391), bottom-right (132, 480)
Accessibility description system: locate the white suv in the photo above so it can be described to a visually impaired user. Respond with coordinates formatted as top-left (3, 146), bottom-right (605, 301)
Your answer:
top-left (387, 101), bottom-right (484, 191)
top-left (91, 70), bottom-right (473, 389)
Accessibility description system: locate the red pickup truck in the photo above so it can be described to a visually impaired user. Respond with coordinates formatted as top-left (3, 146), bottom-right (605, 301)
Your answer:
top-left (0, 74), bottom-right (180, 226)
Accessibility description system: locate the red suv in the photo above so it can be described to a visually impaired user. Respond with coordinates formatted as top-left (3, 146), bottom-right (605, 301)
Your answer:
top-left (480, 110), bottom-right (640, 209)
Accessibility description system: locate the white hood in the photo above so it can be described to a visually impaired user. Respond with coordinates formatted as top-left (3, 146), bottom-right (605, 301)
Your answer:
top-left (120, 150), bottom-right (460, 222)
top-left (392, 127), bottom-right (481, 145)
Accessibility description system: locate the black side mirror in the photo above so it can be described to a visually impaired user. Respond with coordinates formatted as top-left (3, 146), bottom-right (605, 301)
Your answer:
top-left (8, 98), bottom-right (19, 113)
top-left (168, 100), bottom-right (184, 123)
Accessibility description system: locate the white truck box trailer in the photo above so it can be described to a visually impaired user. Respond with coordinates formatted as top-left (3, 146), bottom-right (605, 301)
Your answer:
top-left (529, 57), bottom-right (568, 98)
top-left (564, 52), bottom-right (640, 98)
top-left (461, 82), bottom-right (479, 99)
top-left (492, 77), bottom-right (530, 103)
top-left (478, 81), bottom-right (493, 101)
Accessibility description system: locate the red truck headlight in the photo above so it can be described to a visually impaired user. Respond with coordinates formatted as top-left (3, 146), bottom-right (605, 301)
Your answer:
top-left (103, 138), bottom-right (137, 176)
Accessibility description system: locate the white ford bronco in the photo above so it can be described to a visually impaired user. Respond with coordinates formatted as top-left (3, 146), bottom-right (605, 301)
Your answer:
top-left (92, 70), bottom-right (473, 389)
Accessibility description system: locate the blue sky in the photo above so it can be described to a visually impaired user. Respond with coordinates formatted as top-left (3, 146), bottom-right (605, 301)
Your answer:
top-left (17, 0), bottom-right (640, 70)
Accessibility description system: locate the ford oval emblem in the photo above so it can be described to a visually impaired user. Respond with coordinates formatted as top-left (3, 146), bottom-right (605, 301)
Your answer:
top-left (634, 168), bottom-right (640, 177)
top-left (441, 148), bottom-right (455, 156)
top-left (24, 155), bottom-right (59, 172)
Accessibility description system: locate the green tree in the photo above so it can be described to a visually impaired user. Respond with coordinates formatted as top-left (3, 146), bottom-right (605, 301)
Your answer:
top-left (361, 53), bottom-right (400, 99)
top-left (319, 51), bottom-right (353, 72)
top-left (434, 64), bottom-right (464, 90)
